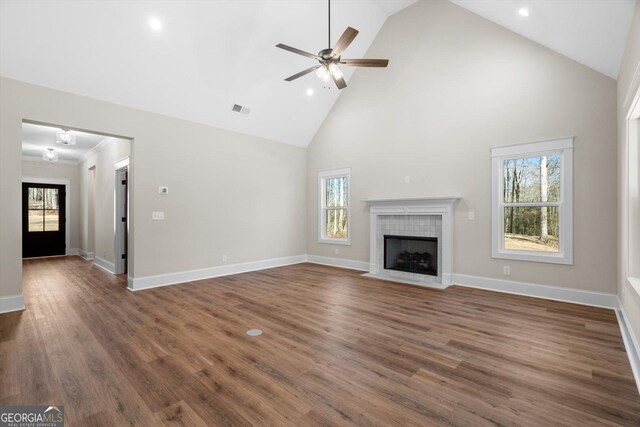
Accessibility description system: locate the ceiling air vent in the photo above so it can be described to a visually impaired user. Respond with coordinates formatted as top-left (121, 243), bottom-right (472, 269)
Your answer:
top-left (232, 104), bottom-right (250, 115)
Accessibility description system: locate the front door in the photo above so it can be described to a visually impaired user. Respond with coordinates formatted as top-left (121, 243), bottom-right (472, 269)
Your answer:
top-left (22, 183), bottom-right (66, 258)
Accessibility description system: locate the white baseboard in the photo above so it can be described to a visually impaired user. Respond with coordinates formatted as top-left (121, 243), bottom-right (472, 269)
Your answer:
top-left (129, 255), bottom-right (307, 291)
top-left (94, 256), bottom-right (115, 274)
top-left (617, 300), bottom-right (640, 395)
top-left (303, 257), bottom-right (618, 309)
top-left (0, 294), bottom-right (25, 314)
top-left (306, 255), bottom-right (369, 271)
top-left (452, 273), bottom-right (619, 309)
top-left (362, 272), bottom-right (449, 289)
top-left (78, 249), bottom-right (95, 260)
top-left (67, 248), bottom-right (79, 256)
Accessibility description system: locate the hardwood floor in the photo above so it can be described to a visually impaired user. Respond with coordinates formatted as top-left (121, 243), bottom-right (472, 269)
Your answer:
top-left (1, 257), bottom-right (639, 426)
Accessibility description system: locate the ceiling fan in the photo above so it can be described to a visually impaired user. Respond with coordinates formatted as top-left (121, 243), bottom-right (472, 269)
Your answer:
top-left (276, 0), bottom-right (389, 90)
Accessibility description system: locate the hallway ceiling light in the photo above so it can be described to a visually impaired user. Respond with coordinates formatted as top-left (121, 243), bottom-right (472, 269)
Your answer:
top-left (56, 129), bottom-right (76, 145)
top-left (43, 148), bottom-right (58, 162)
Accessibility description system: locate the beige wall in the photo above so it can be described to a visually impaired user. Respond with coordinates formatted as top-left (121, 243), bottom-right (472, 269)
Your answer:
top-left (0, 77), bottom-right (307, 299)
top-left (618, 1), bottom-right (640, 351)
top-left (307, 0), bottom-right (617, 293)
top-left (79, 138), bottom-right (130, 264)
top-left (22, 160), bottom-right (81, 250)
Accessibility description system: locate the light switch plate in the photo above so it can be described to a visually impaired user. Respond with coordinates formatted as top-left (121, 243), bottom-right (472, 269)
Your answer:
top-left (468, 211), bottom-right (475, 220)
top-left (152, 211), bottom-right (164, 220)
top-left (159, 186), bottom-right (169, 195)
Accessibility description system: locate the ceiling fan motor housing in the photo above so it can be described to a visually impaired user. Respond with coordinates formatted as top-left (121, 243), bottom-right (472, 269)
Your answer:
top-left (319, 48), bottom-right (336, 61)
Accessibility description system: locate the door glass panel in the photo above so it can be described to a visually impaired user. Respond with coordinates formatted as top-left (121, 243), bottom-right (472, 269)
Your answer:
top-left (28, 210), bottom-right (44, 232)
top-left (27, 187), bottom-right (60, 232)
top-left (44, 188), bottom-right (59, 209)
top-left (45, 210), bottom-right (59, 231)
top-left (28, 187), bottom-right (44, 209)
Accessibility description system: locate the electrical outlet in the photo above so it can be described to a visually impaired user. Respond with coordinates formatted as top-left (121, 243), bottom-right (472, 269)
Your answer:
top-left (334, 248), bottom-right (340, 256)
top-left (222, 254), bottom-right (228, 263)
top-left (468, 211), bottom-right (475, 220)
top-left (152, 211), bottom-right (164, 220)
top-left (503, 266), bottom-right (511, 276)
top-left (158, 186), bottom-right (169, 195)
top-left (404, 175), bottom-right (411, 183)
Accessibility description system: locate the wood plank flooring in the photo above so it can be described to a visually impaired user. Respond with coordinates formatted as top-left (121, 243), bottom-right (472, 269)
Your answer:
top-left (1, 256), bottom-right (639, 426)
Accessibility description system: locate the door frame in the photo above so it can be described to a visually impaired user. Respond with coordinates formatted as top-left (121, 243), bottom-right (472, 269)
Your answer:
top-left (114, 157), bottom-right (129, 275)
top-left (22, 177), bottom-right (71, 256)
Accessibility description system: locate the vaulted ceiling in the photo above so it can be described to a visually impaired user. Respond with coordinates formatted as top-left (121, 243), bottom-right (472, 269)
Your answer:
top-left (449, 0), bottom-right (636, 79)
top-left (0, 0), bottom-right (416, 148)
top-left (1, 0), bottom-right (635, 149)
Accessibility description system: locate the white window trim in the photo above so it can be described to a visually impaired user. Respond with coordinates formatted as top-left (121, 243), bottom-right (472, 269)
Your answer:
top-left (491, 137), bottom-right (574, 265)
top-left (625, 85), bottom-right (640, 296)
top-left (318, 167), bottom-right (351, 245)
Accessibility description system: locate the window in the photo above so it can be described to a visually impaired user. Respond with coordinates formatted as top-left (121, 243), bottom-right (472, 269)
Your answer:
top-left (491, 137), bottom-right (573, 264)
top-left (319, 168), bottom-right (350, 245)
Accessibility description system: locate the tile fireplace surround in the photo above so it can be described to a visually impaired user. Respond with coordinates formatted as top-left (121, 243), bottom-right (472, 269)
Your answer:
top-left (363, 197), bottom-right (461, 289)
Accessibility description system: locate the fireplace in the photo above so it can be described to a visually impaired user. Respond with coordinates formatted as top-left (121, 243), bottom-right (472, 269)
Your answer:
top-left (384, 235), bottom-right (438, 276)
top-left (364, 197), bottom-right (460, 289)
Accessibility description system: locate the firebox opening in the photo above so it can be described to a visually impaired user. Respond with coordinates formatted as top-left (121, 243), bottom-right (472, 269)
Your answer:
top-left (384, 235), bottom-right (438, 277)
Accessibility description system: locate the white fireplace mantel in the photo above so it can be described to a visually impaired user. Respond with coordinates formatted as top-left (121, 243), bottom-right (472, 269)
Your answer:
top-left (364, 196), bottom-right (461, 289)
top-left (363, 196), bottom-right (462, 205)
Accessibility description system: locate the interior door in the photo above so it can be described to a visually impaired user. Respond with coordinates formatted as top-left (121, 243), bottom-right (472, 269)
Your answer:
top-left (22, 183), bottom-right (66, 258)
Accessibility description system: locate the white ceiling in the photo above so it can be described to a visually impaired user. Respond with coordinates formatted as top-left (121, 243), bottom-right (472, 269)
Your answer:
top-left (22, 122), bottom-right (111, 162)
top-left (0, 0), bottom-right (416, 148)
top-left (2, 1), bottom-right (634, 150)
top-left (449, 0), bottom-right (636, 79)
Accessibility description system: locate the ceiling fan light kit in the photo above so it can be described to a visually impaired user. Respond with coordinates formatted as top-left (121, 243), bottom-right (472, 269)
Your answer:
top-left (276, 0), bottom-right (388, 90)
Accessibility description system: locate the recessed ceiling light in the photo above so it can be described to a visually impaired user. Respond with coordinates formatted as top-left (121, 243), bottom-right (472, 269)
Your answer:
top-left (148, 17), bottom-right (162, 31)
top-left (306, 88), bottom-right (314, 96)
top-left (518, 8), bottom-right (530, 17)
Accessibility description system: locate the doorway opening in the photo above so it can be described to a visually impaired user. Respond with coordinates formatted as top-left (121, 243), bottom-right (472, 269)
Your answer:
top-left (21, 120), bottom-right (132, 281)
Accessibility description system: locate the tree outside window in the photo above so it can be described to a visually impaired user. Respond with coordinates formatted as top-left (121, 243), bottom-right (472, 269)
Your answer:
top-left (319, 168), bottom-right (351, 245)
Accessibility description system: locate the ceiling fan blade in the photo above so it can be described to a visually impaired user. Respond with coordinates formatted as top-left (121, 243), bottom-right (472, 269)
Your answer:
top-left (276, 43), bottom-right (320, 60)
top-left (285, 65), bottom-right (321, 81)
top-left (340, 59), bottom-right (389, 67)
top-left (332, 73), bottom-right (347, 90)
top-left (331, 27), bottom-right (359, 58)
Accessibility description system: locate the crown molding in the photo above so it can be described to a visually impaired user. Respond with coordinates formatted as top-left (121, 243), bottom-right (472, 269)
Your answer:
top-left (22, 155), bottom-right (79, 165)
